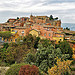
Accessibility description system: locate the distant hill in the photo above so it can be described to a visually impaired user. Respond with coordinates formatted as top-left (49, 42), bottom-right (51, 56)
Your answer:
top-left (61, 23), bottom-right (75, 31)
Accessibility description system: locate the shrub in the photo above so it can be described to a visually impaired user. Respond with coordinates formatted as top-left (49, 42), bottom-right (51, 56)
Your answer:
top-left (5, 63), bottom-right (26, 75)
top-left (71, 68), bottom-right (75, 71)
top-left (48, 58), bottom-right (72, 75)
top-left (19, 65), bottom-right (39, 75)
top-left (70, 60), bottom-right (75, 65)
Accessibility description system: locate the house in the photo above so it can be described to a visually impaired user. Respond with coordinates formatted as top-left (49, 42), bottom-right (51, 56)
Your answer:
top-left (53, 32), bottom-right (64, 43)
top-left (11, 27), bottom-right (31, 36)
top-left (1, 31), bottom-right (19, 43)
top-left (29, 29), bottom-right (40, 37)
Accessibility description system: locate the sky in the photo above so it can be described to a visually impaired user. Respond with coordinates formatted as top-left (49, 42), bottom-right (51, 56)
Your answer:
top-left (0, 0), bottom-right (75, 23)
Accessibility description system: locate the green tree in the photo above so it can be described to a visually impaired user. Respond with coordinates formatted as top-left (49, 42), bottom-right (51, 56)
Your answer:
top-left (0, 31), bottom-right (11, 38)
top-left (64, 27), bottom-right (70, 30)
top-left (24, 53), bottom-right (36, 64)
top-left (49, 15), bottom-right (53, 20)
top-left (39, 39), bottom-right (52, 47)
top-left (34, 37), bottom-right (40, 48)
top-left (5, 63), bottom-right (26, 75)
top-left (54, 17), bottom-right (58, 20)
top-left (17, 17), bottom-right (19, 19)
top-left (3, 43), bottom-right (9, 49)
top-left (35, 45), bottom-right (62, 73)
top-left (59, 41), bottom-right (73, 58)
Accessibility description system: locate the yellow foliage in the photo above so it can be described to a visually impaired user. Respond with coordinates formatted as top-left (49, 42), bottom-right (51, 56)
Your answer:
top-left (48, 58), bottom-right (73, 75)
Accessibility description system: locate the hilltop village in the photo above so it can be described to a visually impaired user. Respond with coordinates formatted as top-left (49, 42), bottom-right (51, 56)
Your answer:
top-left (0, 15), bottom-right (75, 75)
top-left (0, 15), bottom-right (75, 54)
top-left (0, 15), bottom-right (73, 41)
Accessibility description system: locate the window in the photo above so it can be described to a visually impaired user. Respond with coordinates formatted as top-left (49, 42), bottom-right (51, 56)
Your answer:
top-left (47, 28), bottom-right (49, 30)
top-left (7, 39), bottom-right (8, 41)
top-left (44, 33), bottom-right (46, 36)
top-left (15, 30), bottom-right (18, 33)
top-left (60, 39), bottom-right (61, 41)
top-left (49, 33), bottom-right (50, 36)
top-left (12, 30), bottom-right (14, 32)
top-left (22, 31), bottom-right (24, 33)
top-left (11, 39), bottom-right (12, 41)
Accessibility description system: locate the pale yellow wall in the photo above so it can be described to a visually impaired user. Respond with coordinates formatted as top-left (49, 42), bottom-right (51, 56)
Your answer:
top-left (53, 37), bottom-right (64, 43)
top-left (2, 33), bottom-right (19, 42)
top-left (29, 30), bottom-right (39, 37)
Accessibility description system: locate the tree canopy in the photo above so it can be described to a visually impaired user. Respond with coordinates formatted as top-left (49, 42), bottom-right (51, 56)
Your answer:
top-left (0, 31), bottom-right (12, 38)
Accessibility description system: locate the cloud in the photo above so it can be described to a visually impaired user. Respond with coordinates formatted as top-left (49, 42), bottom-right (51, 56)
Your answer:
top-left (0, 0), bottom-right (75, 23)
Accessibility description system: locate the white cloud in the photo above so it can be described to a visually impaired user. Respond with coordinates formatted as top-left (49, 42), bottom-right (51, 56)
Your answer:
top-left (0, 0), bottom-right (75, 23)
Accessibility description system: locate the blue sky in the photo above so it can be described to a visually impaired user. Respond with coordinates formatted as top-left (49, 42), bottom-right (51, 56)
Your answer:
top-left (0, 0), bottom-right (75, 23)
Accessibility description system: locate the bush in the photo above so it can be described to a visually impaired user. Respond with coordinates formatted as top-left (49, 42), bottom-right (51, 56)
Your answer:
top-left (71, 68), bottom-right (75, 71)
top-left (70, 60), bottom-right (75, 65)
top-left (5, 63), bottom-right (26, 75)
top-left (19, 65), bottom-right (39, 75)
top-left (48, 58), bottom-right (72, 75)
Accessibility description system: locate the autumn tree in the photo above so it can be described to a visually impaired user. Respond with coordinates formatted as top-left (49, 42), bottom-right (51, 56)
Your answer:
top-left (48, 58), bottom-right (72, 75)
top-left (19, 65), bottom-right (39, 75)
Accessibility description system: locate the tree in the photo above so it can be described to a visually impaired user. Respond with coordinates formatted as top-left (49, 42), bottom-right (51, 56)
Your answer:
top-left (19, 65), bottom-right (39, 75)
top-left (64, 27), bottom-right (70, 30)
top-left (0, 31), bottom-right (11, 38)
top-left (54, 17), bottom-right (58, 20)
top-left (34, 37), bottom-right (40, 48)
top-left (49, 15), bottom-right (53, 20)
top-left (5, 63), bottom-right (26, 75)
top-left (17, 17), bottom-right (19, 19)
top-left (48, 58), bottom-right (72, 75)
top-left (24, 53), bottom-right (36, 64)
top-left (59, 41), bottom-right (73, 58)
top-left (24, 43), bottom-right (70, 73)
top-left (3, 43), bottom-right (9, 49)
top-left (35, 45), bottom-right (62, 73)
top-left (39, 39), bottom-right (52, 48)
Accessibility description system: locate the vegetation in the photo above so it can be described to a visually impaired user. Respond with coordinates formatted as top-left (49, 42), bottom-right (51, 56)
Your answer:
top-left (64, 27), bottom-right (70, 30)
top-left (48, 58), bottom-right (72, 75)
top-left (19, 65), bottom-right (39, 75)
top-left (0, 34), bottom-right (74, 75)
top-left (0, 31), bottom-right (11, 38)
top-left (17, 17), bottom-right (19, 19)
top-left (55, 41), bottom-right (73, 59)
top-left (24, 43), bottom-right (71, 73)
top-left (49, 15), bottom-right (58, 20)
top-left (49, 15), bottom-right (54, 20)
top-left (5, 63), bottom-right (26, 75)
